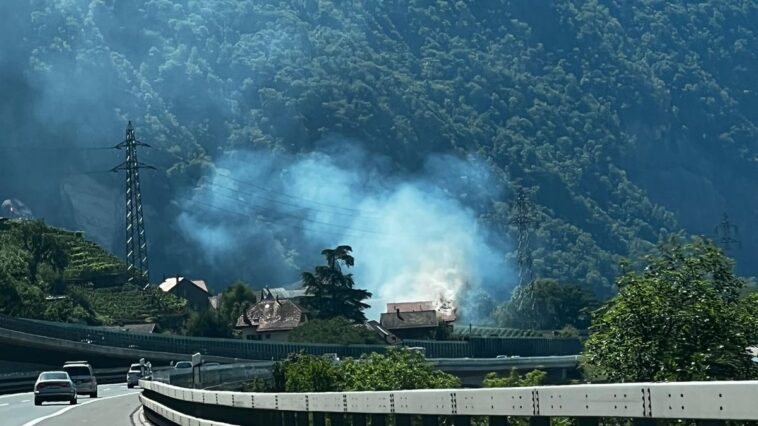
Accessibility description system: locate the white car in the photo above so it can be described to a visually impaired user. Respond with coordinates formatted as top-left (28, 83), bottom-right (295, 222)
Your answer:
top-left (174, 361), bottom-right (193, 370)
top-left (34, 371), bottom-right (77, 406)
top-left (127, 363), bottom-right (145, 388)
top-left (63, 361), bottom-right (98, 398)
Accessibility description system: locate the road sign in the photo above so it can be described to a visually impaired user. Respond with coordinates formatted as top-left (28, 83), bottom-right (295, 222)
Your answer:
top-left (191, 352), bottom-right (202, 367)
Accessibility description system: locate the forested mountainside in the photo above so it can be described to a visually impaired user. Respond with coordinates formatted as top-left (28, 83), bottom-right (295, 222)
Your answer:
top-left (1, 0), bottom-right (757, 302)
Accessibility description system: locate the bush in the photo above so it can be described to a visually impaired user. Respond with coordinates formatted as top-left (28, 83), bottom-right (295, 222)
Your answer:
top-left (288, 317), bottom-right (381, 345)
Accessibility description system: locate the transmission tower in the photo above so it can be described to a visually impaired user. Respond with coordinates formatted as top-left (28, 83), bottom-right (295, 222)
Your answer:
top-left (714, 212), bottom-right (740, 252)
top-left (112, 121), bottom-right (154, 285)
top-left (509, 187), bottom-right (538, 286)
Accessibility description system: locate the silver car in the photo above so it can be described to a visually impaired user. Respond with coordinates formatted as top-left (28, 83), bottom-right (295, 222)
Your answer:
top-left (127, 363), bottom-right (147, 388)
top-left (34, 371), bottom-right (77, 406)
top-left (63, 362), bottom-right (98, 398)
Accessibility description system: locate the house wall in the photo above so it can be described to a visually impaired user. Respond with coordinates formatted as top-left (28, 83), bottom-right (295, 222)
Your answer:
top-left (239, 328), bottom-right (291, 342)
top-left (390, 328), bottom-right (435, 340)
top-left (171, 281), bottom-right (210, 310)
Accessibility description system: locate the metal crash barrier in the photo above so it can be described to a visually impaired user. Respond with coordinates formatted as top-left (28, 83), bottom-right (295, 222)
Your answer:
top-left (138, 379), bottom-right (758, 426)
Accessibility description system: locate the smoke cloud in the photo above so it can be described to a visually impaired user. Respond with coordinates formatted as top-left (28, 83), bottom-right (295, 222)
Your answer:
top-left (175, 140), bottom-right (514, 321)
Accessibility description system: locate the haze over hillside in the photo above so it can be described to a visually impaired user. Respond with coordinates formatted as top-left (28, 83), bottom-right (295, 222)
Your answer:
top-left (1, 0), bottom-right (757, 318)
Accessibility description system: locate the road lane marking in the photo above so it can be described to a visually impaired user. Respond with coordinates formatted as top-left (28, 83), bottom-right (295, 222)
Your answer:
top-left (20, 400), bottom-right (30, 403)
top-left (0, 403), bottom-right (8, 407)
top-left (0, 392), bottom-right (31, 400)
top-left (20, 391), bottom-right (140, 426)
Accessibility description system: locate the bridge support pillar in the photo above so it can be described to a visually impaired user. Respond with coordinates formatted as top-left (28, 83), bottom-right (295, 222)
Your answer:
top-left (632, 419), bottom-right (655, 426)
top-left (353, 413), bottom-right (367, 426)
top-left (529, 417), bottom-right (549, 426)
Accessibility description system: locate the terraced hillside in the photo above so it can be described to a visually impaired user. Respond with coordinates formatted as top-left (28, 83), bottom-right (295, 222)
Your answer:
top-left (0, 219), bottom-right (186, 325)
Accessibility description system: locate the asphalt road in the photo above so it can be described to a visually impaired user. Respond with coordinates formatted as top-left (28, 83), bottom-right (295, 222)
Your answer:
top-left (0, 383), bottom-right (142, 426)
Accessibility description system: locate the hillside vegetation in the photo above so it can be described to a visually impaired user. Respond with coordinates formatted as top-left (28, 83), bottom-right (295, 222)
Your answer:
top-left (0, 219), bottom-right (185, 324)
top-left (3, 1), bottom-right (757, 300)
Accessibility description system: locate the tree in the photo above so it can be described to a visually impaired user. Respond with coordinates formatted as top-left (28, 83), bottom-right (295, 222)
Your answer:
top-left (288, 317), bottom-right (381, 345)
top-left (583, 237), bottom-right (758, 382)
top-left (302, 245), bottom-right (372, 322)
top-left (185, 310), bottom-right (232, 338)
top-left (11, 221), bottom-right (68, 283)
top-left (494, 278), bottom-right (598, 330)
top-left (274, 347), bottom-right (460, 392)
top-left (482, 369), bottom-right (547, 387)
top-left (338, 347), bottom-right (460, 391)
top-left (219, 281), bottom-right (257, 326)
top-left (281, 352), bottom-right (342, 392)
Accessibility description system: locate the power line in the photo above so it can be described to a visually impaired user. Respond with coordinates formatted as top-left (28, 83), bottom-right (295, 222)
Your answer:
top-left (0, 145), bottom-right (114, 151)
top-left (193, 186), bottom-right (397, 238)
top-left (213, 172), bottom-right (380, 216)
top-left (186, 197), bottom-right (383, 241)
top-left (204, 179), bottom-right (381, 221)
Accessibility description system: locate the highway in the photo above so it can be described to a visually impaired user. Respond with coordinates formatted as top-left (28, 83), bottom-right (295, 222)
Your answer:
top-left (1, 383), bottom-right (141, 426)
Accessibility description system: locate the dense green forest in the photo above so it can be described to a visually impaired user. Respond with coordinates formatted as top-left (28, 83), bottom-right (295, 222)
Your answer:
top-left (1, 0), bottom-right (757, 310)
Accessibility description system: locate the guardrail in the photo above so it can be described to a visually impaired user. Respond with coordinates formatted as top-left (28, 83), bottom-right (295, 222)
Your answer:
top-left (0, 367), bottom-right (128, 395)
top-left (138, 379), bottom-right (758, 425)
top-left (0, 314), bottom-right (581, 360)
top-left (153, 362), bottom-right (274, 389)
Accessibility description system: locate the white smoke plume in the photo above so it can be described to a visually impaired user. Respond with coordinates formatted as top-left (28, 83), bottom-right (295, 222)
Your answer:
top-left (175, 139), bottom-right (514, 321)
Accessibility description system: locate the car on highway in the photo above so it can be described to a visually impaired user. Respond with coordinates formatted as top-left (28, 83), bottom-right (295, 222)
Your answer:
top-left (63, 361), bottom-right (98, 398)
top-left (34, 371), bottom-right (77, 406)
top-left (174, 361), bottom-right (193, 370)
top-left (126, 363), bottom-right (149, 388)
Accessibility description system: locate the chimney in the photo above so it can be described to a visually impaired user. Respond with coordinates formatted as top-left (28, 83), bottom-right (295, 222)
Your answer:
top-left (396, 307), bottom-right (403, 321)
top-left (175, 274), bottom-right (180, 283)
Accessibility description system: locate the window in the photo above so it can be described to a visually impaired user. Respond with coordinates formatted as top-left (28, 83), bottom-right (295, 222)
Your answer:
top-left (265, 334), bottom-right (271, 339)
top-left (63, 366), bottom-right (91, 377)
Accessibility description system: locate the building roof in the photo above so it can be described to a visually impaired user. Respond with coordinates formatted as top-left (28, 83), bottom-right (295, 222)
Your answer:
top-left (366, 320), bottom-right (402, 344)
top-left (236, 298), bottom-right (305, 332)
top-left (380, 310), bottom-right (439, 330)
top-left (264, 287), bottom-right (309, 300)
top-left (208, 295), bottom-right (221, 310)
top-left (387, 301), bottom-right (457, 322)
top-left (158, 277), bottom-right (209, 293)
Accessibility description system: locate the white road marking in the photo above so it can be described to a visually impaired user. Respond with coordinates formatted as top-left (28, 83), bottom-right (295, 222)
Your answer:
top-left (0, 403), bottom-right (9, 407)
top-left (20, 400), bottom-right (30, 403)
top-left (20, 391), bottom-right (139, 426)
top-left (0, 392), bottom-right (31, 400)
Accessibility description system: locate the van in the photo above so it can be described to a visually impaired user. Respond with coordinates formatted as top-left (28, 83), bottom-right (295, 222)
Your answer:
top-left (62, 361), bottom-right (98, 398)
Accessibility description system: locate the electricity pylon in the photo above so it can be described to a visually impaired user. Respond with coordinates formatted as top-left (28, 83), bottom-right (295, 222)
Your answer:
top-left (112, 121), bottom-right (154, 285)
top-left (714, 212), bottom-right (740, 253)
top-left (509, 187), bottom-right (538, 286)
